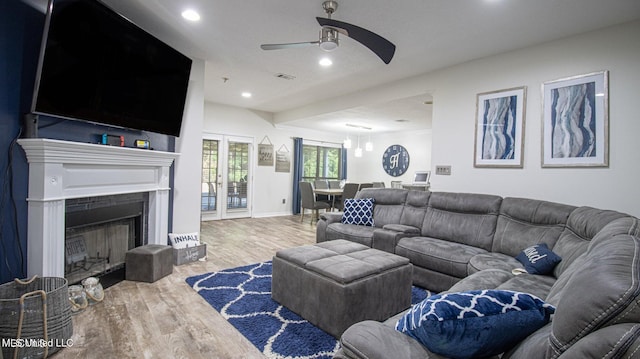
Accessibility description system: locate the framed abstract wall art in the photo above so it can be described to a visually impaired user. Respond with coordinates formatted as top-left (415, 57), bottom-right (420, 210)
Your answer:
top-left (542, 71), bottom-right (609, 167)
top-left (474, 86), bottom-right (526, 168)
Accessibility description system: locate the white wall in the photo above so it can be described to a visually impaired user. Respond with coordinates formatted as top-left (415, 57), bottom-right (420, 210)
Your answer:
top-left (172, 59), bottom-right (205, 233)
top-left (174, 20), bottom-right (640, 226)
top-left (347, 130), bottom-right (432, 186)
top-left (426, 20), bottom-right (640, 217)
top-left (202, 102), bottom-right (345, 217)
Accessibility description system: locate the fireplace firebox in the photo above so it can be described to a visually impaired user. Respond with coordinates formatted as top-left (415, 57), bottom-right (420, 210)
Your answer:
top-left (65, 193), bottom-right (148, 287)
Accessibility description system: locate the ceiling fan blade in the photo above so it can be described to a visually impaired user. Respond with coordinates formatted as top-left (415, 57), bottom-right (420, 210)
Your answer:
top-left (260, 41), bottom-right (319, 50)
top-left (316, 17), bottom-right (395, 64)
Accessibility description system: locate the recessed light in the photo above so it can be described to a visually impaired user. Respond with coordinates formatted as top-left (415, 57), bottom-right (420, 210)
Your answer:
top-left (181, 9), bottom-right (200, 22)
top-left (319, 57), bottom-right (333, 67)
top-left (241, 92), bottom-right (252, 98)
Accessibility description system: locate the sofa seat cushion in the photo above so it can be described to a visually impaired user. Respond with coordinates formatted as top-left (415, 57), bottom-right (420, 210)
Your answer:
top-left (397, 237), bottom-right (487, 278)
top-left (445, 269), bottom-right (514, 294)
top-left (496, 274), bottom-right (556, 301)
top-left (468, 252), bottom-right (521, 275)
top-left (326, 223), bottom-right (377, 247)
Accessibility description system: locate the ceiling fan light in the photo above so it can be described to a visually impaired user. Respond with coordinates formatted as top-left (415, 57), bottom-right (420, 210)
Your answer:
top-left (319, 28), bottom-right (339, 51)
top-left (320, 40), bottom-right (338, 51)
top-left (365, 141), bottom-right (373, 151)
top-left (343, 137), bottom-right (352, 149)
top-left (354, 147), bottom-right (363, 157)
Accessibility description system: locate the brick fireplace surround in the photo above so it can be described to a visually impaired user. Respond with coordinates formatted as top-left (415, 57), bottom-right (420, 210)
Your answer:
top-left (18, 138), bottom-right (179, 278)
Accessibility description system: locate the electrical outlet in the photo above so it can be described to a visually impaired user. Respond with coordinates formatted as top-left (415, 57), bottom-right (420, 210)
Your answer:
top-left (435, 165), bottom-right (452, 175)
top-left (282, 198), bottom-right (286, 204)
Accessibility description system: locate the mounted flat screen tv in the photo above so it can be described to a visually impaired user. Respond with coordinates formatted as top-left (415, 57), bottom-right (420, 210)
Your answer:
top-left (31, 0), bottom-right (193, 137)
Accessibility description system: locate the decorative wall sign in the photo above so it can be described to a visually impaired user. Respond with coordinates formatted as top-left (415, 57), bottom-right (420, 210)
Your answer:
top-left (382, 145), bottom-right (410, 176)
top-left (474, 87), bottom-right (526, 168)
top-left (542, 71), bottom-right (609, 167)
top-left (258, 136), bottom-right (274, 166)
top-left (275, 144), bottom-right (290, 173)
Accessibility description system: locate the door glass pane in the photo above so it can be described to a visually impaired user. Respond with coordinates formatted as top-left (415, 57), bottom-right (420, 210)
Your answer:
top-left (227, 141), bottom-right (249, 209)
top-left (202, 139), bottom-right (218, 212)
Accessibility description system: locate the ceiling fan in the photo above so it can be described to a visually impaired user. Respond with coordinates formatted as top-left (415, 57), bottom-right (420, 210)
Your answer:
top-left (260, 1), bottom-right (396, 64)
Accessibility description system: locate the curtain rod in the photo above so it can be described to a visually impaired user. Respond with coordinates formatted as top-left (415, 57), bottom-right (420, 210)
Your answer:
top-left (290, 137), bottom-right (343, 146)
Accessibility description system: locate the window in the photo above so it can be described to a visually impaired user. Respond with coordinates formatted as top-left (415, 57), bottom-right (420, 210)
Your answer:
top-left (302, 144), bottom-right (342, 182)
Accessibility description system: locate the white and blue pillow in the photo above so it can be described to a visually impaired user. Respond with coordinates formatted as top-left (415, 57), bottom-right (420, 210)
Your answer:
top-left (515, 243), bottom-right (562, 275)
top-left (395, 289), bottom-right (555, 359)
top-left (341, 198), bottom-right (374, 226)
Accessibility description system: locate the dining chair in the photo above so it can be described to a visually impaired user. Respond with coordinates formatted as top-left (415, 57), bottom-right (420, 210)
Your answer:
top-left (313, 179), bottom-right (331, 204)
top-left (390, 181), bottom-right (403, 189)
top-left (329, 180), bottom-right (341, 189)
top-left (334, 183), bottom-right (360, 211)
top-left (372, 181), bottom-right (385, 188)
top-left (299, 181), bottom-right (331, 224)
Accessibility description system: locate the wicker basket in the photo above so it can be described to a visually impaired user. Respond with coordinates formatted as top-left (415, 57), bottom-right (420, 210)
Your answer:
top-left (0, 277), bottom-right (73, 359)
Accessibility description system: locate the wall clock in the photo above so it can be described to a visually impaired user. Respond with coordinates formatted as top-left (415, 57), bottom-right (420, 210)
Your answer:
top-left (382, 145), bottom-right (410, 177)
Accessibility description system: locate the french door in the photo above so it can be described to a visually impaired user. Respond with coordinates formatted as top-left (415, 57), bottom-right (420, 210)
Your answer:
top-left (201, 134), bottom-right (253, 220)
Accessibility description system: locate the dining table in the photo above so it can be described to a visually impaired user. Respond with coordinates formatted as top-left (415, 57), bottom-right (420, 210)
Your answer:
top-left (313, 188), bottom-right (343, 211)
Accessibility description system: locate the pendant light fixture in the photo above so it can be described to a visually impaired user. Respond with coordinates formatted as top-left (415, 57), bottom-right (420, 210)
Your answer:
top-left (343, 136), bottom-right (352, 149)
top-left (365, 135), bottom-right (373, 152)
top-left (355, 135), bottom-right (363, 157)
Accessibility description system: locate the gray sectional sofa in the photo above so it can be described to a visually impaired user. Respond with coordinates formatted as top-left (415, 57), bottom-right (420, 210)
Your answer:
top-left (316, 188), bottom-right (640, 358)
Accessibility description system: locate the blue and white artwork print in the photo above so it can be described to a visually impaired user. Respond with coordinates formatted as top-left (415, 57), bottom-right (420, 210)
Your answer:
top-left (550, 83), bottom-right (596, 158)
top-left (543, 71), bottom-right (608, 167)
top-left (475, 87), bottom-right (525, 168)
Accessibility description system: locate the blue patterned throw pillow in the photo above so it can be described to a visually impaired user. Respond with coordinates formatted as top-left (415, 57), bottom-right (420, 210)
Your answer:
top-left (341, 198), bottom-right (374, 226)
top-left (515, 243), bottom-right (562, 275)
top-left (395, 290), bottom-right (555, 359)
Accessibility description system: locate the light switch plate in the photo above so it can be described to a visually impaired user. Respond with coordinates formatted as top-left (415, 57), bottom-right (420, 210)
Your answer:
top-left (435, 165), bottom-right (452, 175)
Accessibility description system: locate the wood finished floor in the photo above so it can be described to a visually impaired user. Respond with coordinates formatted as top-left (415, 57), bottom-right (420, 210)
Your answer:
top-left (53, 215), bottom-right (317, 359)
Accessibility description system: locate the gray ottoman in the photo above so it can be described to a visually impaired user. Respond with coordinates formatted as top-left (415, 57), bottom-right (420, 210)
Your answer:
top-left (272, 239), bottom-right (413, 338)
top-left (125, 244), bottom-right (173, 283)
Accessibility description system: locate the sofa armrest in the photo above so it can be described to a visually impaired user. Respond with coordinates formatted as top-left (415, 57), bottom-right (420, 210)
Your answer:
top-left (319, 212), bottom-right (343, 224)
top-left (339, 320), bottom-right (437, 359)
top-left (372, 229), bottom-right (413, 253)
top-left (316, 212), bottom-right (343, 243)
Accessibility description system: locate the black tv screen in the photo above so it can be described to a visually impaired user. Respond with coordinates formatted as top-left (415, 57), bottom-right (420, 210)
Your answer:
top-left (32, 0), bottom-right (192, 137)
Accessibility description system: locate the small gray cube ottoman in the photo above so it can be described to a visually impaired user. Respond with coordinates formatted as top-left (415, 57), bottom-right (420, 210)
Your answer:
top-left (125, 244), bottom-right (173, 283)
top-left (272, 239), bottom-right (413, 338)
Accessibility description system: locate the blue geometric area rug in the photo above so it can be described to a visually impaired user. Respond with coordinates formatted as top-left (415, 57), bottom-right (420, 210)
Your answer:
top-left (186, 261), bottom-right (431, 359)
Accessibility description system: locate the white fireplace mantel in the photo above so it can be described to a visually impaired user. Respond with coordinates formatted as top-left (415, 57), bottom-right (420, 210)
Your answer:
top-left (18, 138), bottom-right (180, 277)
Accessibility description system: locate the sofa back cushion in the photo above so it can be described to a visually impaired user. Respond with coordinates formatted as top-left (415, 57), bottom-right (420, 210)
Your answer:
top-left (551, 206), bottom-right (630, 277)
top-left (491, 198), bottom-right (575, 257)
top-left (542, 217), bottom-right (640, 358)
top-left (421, 192), bottom-right (502, 251)
top-left (356, 188), bottom-right (408, 228)
top-left (399, 190), bottom-right (431, 229)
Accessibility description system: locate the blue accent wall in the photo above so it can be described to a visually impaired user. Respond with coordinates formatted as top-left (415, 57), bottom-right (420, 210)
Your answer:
top-left (1, 0), bottom-right (176, 284)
